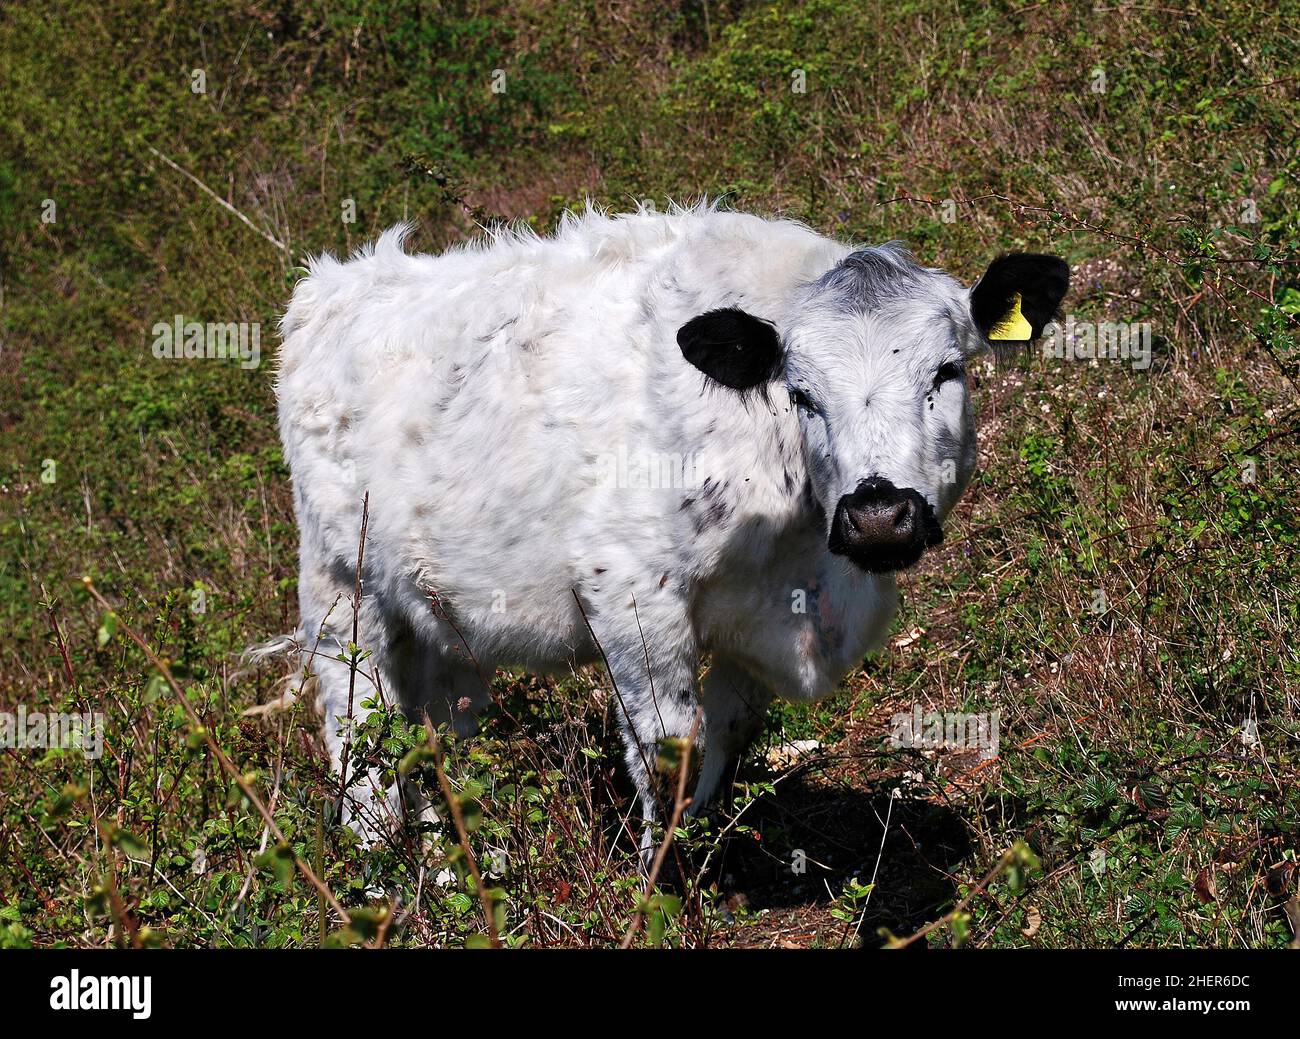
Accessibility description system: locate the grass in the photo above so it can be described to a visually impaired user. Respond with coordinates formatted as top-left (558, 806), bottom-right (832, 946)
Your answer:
top-left (1, 0), bottom-right (1297, 948)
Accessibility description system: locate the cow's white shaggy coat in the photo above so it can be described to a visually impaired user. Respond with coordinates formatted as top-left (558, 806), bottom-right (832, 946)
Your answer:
top-left (276, 203), bottom-right (994, 841)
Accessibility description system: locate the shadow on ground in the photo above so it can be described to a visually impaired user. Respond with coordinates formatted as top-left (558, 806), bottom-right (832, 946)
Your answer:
top-left (701, 765), bottom-right (975, 947)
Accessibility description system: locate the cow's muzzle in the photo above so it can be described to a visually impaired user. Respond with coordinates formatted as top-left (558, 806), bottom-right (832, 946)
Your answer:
top-left (828, 478), bottom-right (943, 573)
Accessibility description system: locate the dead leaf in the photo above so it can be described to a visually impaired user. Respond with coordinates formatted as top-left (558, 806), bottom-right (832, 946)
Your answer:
top-left (765, 739), bottom-right (820, 769)
top-left (1193, 867), bottom-right (1217, 905)
top-left (1020, 905), bottom-right (1042, 938)
top-left (890, 626), bottom-right (925, 649)
top-left (1265, 862), bottom-right (1295, 898)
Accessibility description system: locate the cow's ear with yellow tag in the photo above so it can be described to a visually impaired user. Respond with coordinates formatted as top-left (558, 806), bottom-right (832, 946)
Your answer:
top-left (970, 253), bottom-right (1069, 345)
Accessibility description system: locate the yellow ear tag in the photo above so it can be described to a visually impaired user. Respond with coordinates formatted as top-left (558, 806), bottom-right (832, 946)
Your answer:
top-left (987, 292), bottom-right (1033, 341)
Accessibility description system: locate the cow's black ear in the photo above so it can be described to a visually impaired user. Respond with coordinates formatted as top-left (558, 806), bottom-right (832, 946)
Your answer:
top-left (970, 254), bottom-right (1069, 342)
top-left (677, 308), bottom-right (783, 391)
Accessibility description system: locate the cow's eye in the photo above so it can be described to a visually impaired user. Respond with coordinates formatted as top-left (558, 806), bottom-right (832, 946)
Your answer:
top-left (934, 361), bottom-right (965, 388)
top-left (789, 388), bottom-right (818, 414)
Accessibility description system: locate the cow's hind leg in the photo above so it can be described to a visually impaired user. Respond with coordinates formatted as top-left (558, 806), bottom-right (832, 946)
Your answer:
top-left (297, 557), bottom-right (412, 842)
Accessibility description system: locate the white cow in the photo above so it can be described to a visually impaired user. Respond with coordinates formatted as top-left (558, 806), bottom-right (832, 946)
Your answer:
top-left (275, 203), bottom-right (1067, 846)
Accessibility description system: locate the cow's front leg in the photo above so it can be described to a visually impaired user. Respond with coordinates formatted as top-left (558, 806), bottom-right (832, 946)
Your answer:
top-left (598, 619), bottom-right (702, 865)
top-left (690, 657), bottom-right (774, 816)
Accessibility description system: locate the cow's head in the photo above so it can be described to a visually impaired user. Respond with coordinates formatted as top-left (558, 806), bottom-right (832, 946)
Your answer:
top-left (678, 247), bottom-right (1068, 573)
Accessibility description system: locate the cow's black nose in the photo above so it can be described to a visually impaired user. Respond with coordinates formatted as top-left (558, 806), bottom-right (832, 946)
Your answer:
top-left (828, 478), bottom-right (940, 573)
top-left (844, 495), bottom-right (918, 548)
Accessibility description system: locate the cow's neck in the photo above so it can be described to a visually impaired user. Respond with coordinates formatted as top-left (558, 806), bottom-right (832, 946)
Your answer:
top-left (697, 388), bottom-right (899, 698)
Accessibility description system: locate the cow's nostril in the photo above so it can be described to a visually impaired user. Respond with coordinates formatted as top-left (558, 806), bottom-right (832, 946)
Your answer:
top-left (892, 499), bottom-right (917, 537)
top-left (844, 506), bottom-right (871, 535)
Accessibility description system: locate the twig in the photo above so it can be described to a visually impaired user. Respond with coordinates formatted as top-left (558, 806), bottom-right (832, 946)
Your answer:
top-left (41, 590), bottom-right (77, 689)
top-left (146, 145), bottom-right (289, 255)
top-left (90, 815), bottom-right (142, 948)
top-left (337, 492), bottom-right (370, 802)
top-left (889, 843), bottom-right (1024, 949)
top-left (846, 788), bottom-right (897, 948)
